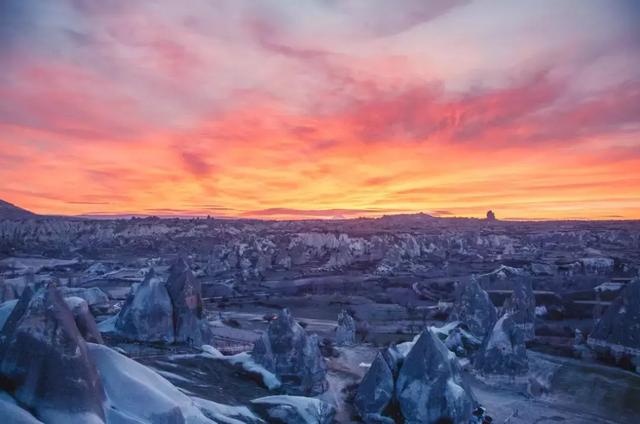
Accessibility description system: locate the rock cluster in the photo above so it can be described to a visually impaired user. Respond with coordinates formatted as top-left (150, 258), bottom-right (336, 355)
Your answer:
top-left (336, 309), bottom-right (356, 346)
top-left (475, 313), bottom-right (529, 377)
top-left (356, 329), bottom-right (475, 424)
top-left (114, 259), bottom-right (213, 346)
top-left (251, 309), bottom-right (328, 395)
top-left (588, 278), bottom-right (640, 372)
top-left (0, 283), bottom-right (243, 424)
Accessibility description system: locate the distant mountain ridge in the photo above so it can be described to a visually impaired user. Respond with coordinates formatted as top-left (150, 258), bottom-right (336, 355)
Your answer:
top-left (0, 199), bottom-right (37, 219)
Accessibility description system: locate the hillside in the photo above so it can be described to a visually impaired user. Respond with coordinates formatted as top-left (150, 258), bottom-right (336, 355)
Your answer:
top-left (0, 199), bottom-right (37, 220)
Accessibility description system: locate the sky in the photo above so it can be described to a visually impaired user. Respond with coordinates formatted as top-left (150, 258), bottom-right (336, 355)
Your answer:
top-left (1, 0), bottom-right (639, 220)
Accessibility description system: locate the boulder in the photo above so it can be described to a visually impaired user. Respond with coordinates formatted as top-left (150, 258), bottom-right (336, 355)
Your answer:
top-left (395, 329), bottom-right (475, 424)
top-left (251, 395), bottom-right (335, 424)
top-left (115, 268), bottom-right (175, 343)
top-left (0, 284), bottom-right (106, 423)
top-left (504, 277), bottom-right (536, 341)
top-left (165, 257), bottom-right (205, 344)
top-left (448, 277), bottom-right (497, 341)
top-left (58, 287), bottom-right (109, 308)
top-left (354, 352), bottom-right (394, 422)
top-left (475, 313), bottom-right (529, 377)
top-left (251, 309), bottom-right (328, 395)
top-left (335, 309), bottom-right (356, 346)
top-left (64, 297), bottom-right (103, 344)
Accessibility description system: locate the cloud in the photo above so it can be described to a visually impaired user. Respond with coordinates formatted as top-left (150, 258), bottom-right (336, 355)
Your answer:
top-left (180, 151), bottom-right (213, 177)
top-left (1, 0), bottom-right (639, 219)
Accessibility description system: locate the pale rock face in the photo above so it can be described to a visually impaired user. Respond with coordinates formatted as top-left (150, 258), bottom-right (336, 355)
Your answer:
top-left (589, 279), bottom-right (640, 357)
top-left (395, 329), bottom-right (475, 424)
top-left (336, 309), bottom-right (356, 346)
top-left (64, 297), bottom-right (103, 344)
top-left (475, 313), bottom-right (529, 377)
top-left (0, 285), bottom-right (106, 423)
top-left (354, 352), bottom-right (394, 422)
top-left (87, 343), bottom-right (217, 424)
top-left (448, 277), bottom-right (497, 341)
top-left (115, 268), bottom-right (175, 343)
top-left (251, 309), bottom-right (328, 395)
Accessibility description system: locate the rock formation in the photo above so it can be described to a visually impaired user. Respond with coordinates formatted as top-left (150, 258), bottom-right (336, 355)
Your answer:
top-left (65, 297), bottom-right (104, 344)
top-left (475, 313), bottom-right (529, 377)
top-left (486, 210), bottom-right (496, 221)
top-left (504, 277), bottom-right (536, 341)
top-left (115, 268), bottom-right (175, 343)
top-left (251, 308), bottom-right (328, 395)
top-left (336, 309), bottom-right (356, 346)
top-left (58, 287), bottom-right (109, 309)
top-left (359, 329), bottom-right (475, 423)
top-left (354, 352), bottom-right (395, 423)
top-left (0, 284), bottom-right (106, 423)
top-left (111, 261), bottom-right (214, 346)
top-left (449, 277), bottom-right (497, 341)
top-left (165, 257), bottom-right (206, 344)
top-left (396, 329), bottom-right (475, 423)
top-left (588, 278), bottom-right (640, 371)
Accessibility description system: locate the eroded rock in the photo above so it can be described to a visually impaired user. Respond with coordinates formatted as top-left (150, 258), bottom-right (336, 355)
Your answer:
top-left (251, 309), bottom-right (328, 395)
top-left (115, 268), bottom-right (174, 343)
top-left (475, 313), bottom-right (529, 377)
top-left (64, 297), bottom-right (103, 344)
top-left (395, 329), bottom-right (475, 424)
top-left (588, 279), bottom-right (640, 370)
top-left (354, 352), bottom-right (394, 423)
top-left (0, 284), bottom-right (106, 423)
top-left (449, 277), bottom-right (497, 341)
top-left (504, 277), bottom-right (536, 341)
top-left (335, 309), bottom-right (356, 346)
top-left (165, 257), bottom-right (206, 345)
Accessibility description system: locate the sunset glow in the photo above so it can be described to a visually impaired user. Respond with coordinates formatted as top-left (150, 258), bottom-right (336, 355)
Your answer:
top-left (1, 0), bottom-right (640, 220)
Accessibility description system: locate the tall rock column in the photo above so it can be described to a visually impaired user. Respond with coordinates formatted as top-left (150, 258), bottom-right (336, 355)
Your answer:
top-left (336, 309), bottom-right (356, 346)
top-left (504, 277), bottom-right (536, 341)
top-left (165, 257), bottom-right (207, 345)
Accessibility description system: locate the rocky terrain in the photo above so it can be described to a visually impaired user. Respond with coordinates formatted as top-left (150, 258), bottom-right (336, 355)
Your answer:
top-left (1, 207), bottom-right (639, 423)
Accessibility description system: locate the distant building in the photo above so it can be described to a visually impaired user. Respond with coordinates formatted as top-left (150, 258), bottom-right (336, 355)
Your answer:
top-left (486, 210), bottom-right (496, 221)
